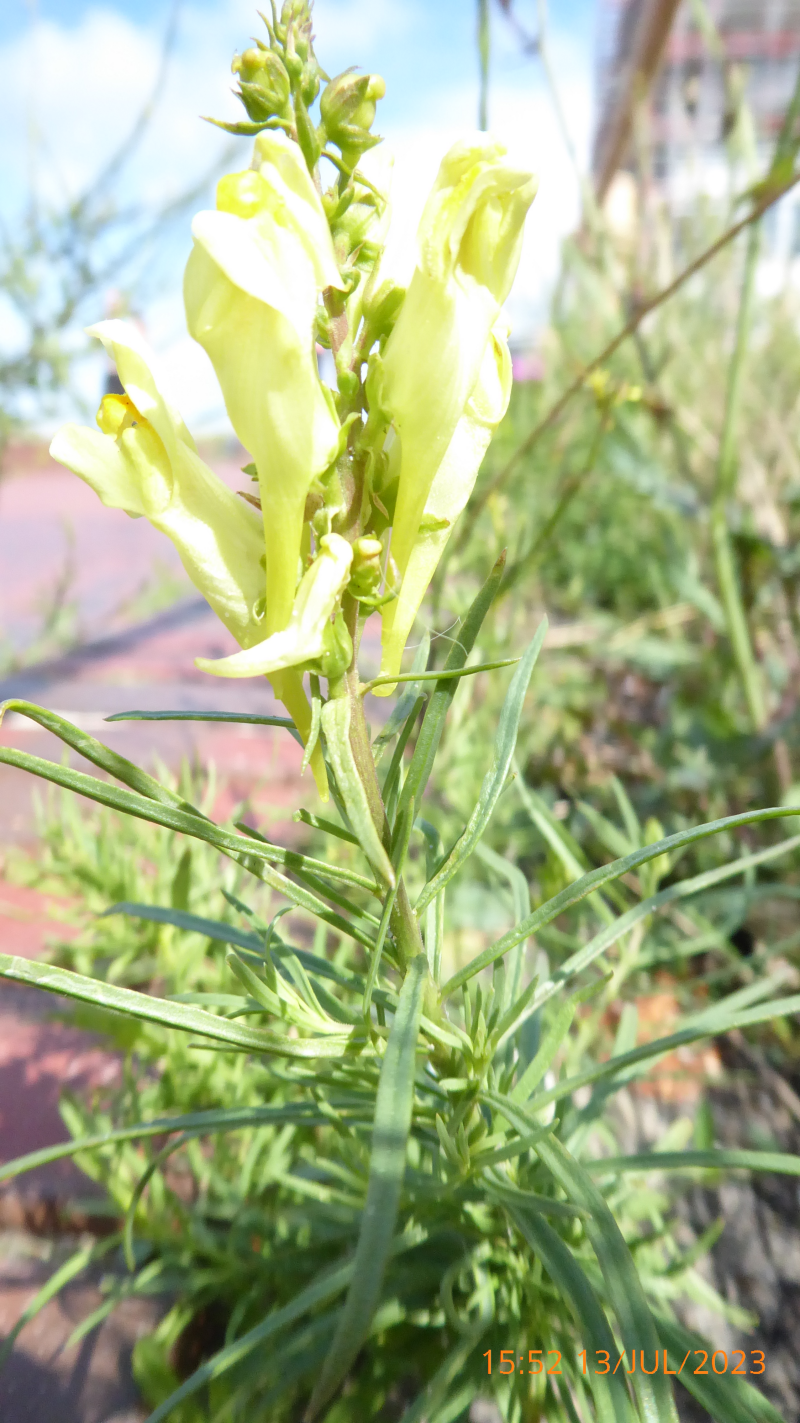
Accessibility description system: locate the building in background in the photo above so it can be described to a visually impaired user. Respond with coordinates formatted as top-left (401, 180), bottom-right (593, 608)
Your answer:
top-left (594, 0), bottom-right (800, 268)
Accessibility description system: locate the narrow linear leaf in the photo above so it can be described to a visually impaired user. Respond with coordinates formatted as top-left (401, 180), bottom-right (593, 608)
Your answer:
top-left (654, 1313), bottom-right (784, 1423)
top-left (510, 831), bottom-right (800, 1038)
top-left (0, 746), bottom-right (376, 949)
top-left (397, 551), bottom-right (507, 820)
top-left (321, 696), bottom-right (395, 886)
top-left (417, 621), bottom-right (547, 914)
top-left (502, 1204), bottom-right (635, 1423)
top-left (0, 955), bottom-right (355, 1058)
top-left (362, 656), bottom-right (518, 693)
top-left (523, 991), bottom-right (800, 1117)
top-left (0, 1242), bottom-right (97, 1369)
top-left (105, 709), bottom-right (296, 728)
top-left (1, 699), bottom-right (197, 812)
top-left (143, 1225), bottom-right (427, 1423)
top-left (587, 1149), bottom-right (800, 1177)
top-left (399, 1319), bottom-right (488, 1423)
top-left (532, 1133), bottom-right (679, 1423)
top-left (372, 633), bottom-right (431, 761)
top-left (442, 807), bottom-right (800, 997)
top-left (0, 1103), bottom-right (353, 1184)
top-left (307, 954), bottom-right (429, 1419)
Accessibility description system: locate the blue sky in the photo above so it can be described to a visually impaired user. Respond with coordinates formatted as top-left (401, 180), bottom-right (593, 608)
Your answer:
top-left (1, 0), bottom-right (598, 427)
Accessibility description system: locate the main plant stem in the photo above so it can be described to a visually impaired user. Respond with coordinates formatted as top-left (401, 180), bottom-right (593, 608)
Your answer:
top-left (342, 593), bottom-right (425, 975)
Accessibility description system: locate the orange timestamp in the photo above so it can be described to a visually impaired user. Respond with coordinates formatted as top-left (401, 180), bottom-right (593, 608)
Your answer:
top-left (482, 1348), bottom-right (766, 1377)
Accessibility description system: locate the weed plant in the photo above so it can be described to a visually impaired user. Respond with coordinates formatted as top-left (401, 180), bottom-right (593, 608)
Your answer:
top-left (1, 4), bottom-right (800, 1421)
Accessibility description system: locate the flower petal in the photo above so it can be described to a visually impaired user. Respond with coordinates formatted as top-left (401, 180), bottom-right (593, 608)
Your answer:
top-left (196, 534), bottom-right (353, 679)
top-left (378, 321), bottom-right (512, 690)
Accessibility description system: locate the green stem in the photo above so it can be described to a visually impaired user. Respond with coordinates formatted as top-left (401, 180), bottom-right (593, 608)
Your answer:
top-left (477, 0), bottom-right (490, 131)
top-left (711, 219), bottom-right (766, 732)
top-left (342, 595), bottom-right (424, 975)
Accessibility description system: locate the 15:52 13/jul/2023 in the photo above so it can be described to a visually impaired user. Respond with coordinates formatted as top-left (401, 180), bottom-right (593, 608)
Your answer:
top-left (482, 1349), bottom-right (767, 1377)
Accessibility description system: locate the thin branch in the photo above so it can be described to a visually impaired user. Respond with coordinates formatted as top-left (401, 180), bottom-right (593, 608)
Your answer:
top-left (462, 168), bottom-right (800, 539)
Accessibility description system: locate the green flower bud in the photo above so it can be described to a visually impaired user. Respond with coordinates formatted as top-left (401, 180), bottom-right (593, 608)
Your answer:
top-left (232, 47), bottom-right (291, 122)
top-left (362, 278), bottom-right (406, 343)
top-left (320, 72), bottom-right (385, 164)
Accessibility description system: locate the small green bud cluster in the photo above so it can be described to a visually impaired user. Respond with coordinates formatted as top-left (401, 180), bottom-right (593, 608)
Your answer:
top-left (320, 70), bottom-right (386, 173)
top-left (216, 2), bottom-right (385, 185)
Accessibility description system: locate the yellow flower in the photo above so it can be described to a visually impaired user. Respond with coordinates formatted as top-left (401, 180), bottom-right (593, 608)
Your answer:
top-left (377, 135), bottom-right (536, 683)
top-left (197, 534), bottom-right (353, 678)
top-left (377, 320), bottom-right (512, 689)
top-left (50, 320), bottom-right (264, 650)
top-left (184, 131), bottom-right (344, 639)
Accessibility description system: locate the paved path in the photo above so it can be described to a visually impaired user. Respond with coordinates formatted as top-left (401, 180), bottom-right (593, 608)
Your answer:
top-left (0, 445), bottom-right (349, 1417)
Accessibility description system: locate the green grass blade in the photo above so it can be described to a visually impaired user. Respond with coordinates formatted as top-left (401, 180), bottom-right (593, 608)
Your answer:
top-left (307, 954), bottom-right (429, 1418)
top-left (654, 1313), bottom-right (784, 1423)
top-left (587, 1149), bottom-right (800, 1177)
top-left (372, 633), bottom-right (431, 762)
top-left (416, 621), bottom-right (546, 914)
top-left (397, 551), bottom-right (507, 821)
top-left (502, 1204), bottom-right (635, 1423)
top-left (532, 1134), bottom-right (679, 1423)
top-left (0, 1103), bottom-right (362, 1184)
top-left (514, 832), bottom-right (800, 1028)
top-left (105, 709), bottom-right (296, 728)
top-left (523, 991), bottom-right (800, 1116)
top-left (0, 699), bottom-right (196, 811)
top-left (0, 746), bottom-right (377, 948)
top-left (0, 1242), bottom-right (98, 1370)
top-left (143, 1225), bottom-right (427, 1423)
top-left (0, 955), bottom-right (355, 1057)
top-left (442, 807), bottom-right (800, 997)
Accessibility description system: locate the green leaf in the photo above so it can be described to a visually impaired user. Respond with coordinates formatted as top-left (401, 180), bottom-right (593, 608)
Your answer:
top-left (397, 551), bottom-right (507, 821)
top-left (0, 1242), bottom-right (98, 1369)
top-left (532, 1133), bottom-right (678, 1423)
top-left (511, 997), bottom-right (576, 1103)
top-left (0, 1102), bottom-right (363, 1185)
top-left (0, 745), bottom-right (377, 949)
top-left (654, 1313), bottom-right (784, 1423)
top-left (307, 954), bottom-right (429, 1418)
top-left (1, 699), bottom-right (198, 813)
top-left (0, 955), bottom-right (355, 1058)
top-left (105, 709), bottom-right (295, 728)
top-left (416, 621), bottom-right (547, 915)
top-left (362, 656), bottom-right (519, 694)
top-left (587, 1149), bottom-right (800, 1178)
top-left (523, 990), bottom-right (800, 1117)
top-left (104, 902), bottom-right (263, 953)
top-left (144, 1225), bottom-right (426, 1423)
top-left (502, 1203), bottom-right (635, 1423)
top-left (372, 633), bottom-right (431, 762)
top-left (321, 696), bottom-right (395, 887)
top-left (511, 831), bottom-right (800, 1034)
top-left (441, 810), bottom-right (800, 997)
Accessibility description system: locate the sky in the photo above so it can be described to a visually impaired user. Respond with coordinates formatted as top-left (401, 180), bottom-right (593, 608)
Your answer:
top-left (1, 0), bottom-right (598, 430)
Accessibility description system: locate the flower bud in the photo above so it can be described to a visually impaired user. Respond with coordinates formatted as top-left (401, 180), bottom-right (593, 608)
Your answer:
top-left (362, 277), bottom-right (405, 343)
top-left (232, 47), bottom-right (291, 122)
top-left (320, 72), bottom-right (385, 164)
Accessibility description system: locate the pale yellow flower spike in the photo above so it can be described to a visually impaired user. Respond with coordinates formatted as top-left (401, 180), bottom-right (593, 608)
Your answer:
top-left (184, 132), bottom-right (344, 639)
top-left (376, 322), bottom-right (512, 693)
top-left (50, 320), bottom-right (265, 651)
top-left (378, 136), bottom-right (536, 685)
